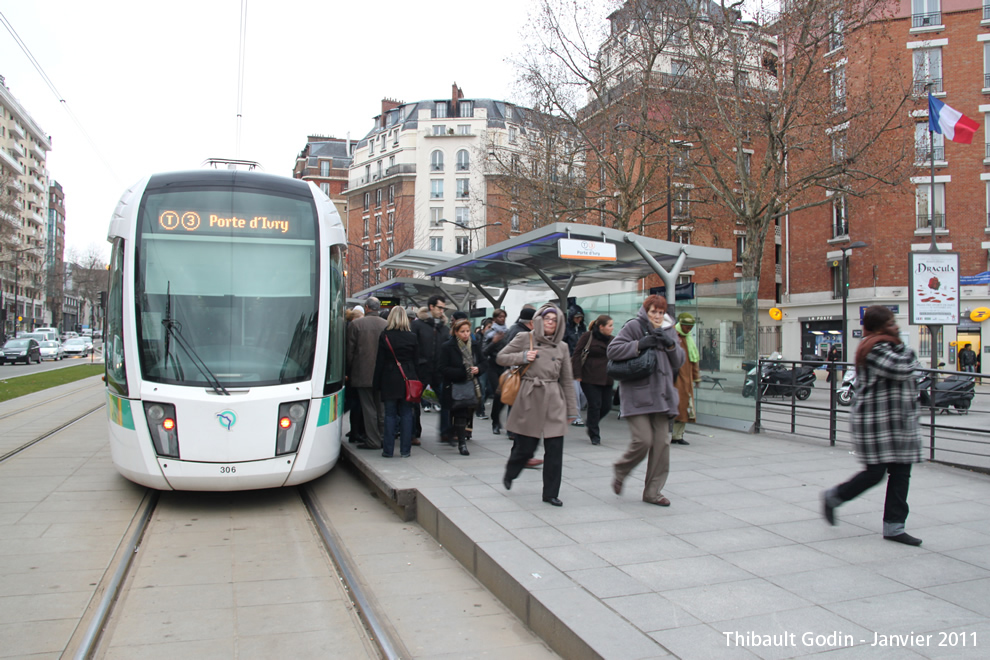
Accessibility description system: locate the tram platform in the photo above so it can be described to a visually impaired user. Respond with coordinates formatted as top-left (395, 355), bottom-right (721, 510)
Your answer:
top-left (342, 408), bottom-right (990, 659)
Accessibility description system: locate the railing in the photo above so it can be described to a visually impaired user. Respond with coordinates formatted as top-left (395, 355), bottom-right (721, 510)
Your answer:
top-left (385, 163), bottom-right (415, 176)
top-left (985, 143), bottom-right (990, 160)
top-left (912, 11), bottom-right (941, 27)
top-left (915, 146), bottom-right (944, 163)
top-left (831, 94), bottom-right (847, 113)
top-left (829, 32), bottom-right (844, 51)
top-left (832, 221), bottom-right (848, 238)
top-left (755, 360), bottom-right (990, 473)
top-left (912, 78), bottom-right (943, 95)
top-left (985, 3), bottom-right (990, 20)
top-left (916, 213), bottom-right (945, 230)
top-left (985, 73), bottom-right (990, 89)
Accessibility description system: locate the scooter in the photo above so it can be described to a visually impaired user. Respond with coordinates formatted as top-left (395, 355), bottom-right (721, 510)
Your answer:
top-left (916, 372), bottom-right (975, 413)
top-left (836, 367), bottom-right (856, 406)
top-left (743, 361), bottom-right (816, 400)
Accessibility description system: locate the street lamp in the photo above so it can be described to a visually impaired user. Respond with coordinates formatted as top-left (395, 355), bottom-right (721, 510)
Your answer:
top-left (614, 122), bottom-right (688, 242)
top-left (839, 240), bottom-right (868, 363)
top-left (438, 219), bottom-right (502, 254)
top-left (3, 246), bottom-right (40, 339)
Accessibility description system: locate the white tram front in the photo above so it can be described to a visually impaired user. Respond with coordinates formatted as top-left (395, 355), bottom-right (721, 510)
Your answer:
top-left (104, 169), bottom-right (347, 490)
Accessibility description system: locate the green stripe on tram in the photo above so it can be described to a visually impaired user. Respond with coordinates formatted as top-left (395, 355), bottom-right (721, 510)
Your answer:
top-left (107, 391), bottom-right (136, 430)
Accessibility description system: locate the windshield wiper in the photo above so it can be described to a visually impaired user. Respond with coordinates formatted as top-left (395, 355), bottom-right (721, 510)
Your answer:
top-left (161, 283), bottom-right (230, 396)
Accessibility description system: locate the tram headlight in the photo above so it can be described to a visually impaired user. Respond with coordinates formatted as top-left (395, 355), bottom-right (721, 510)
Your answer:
top-left (275, 400), bottom-right (309, 455)
top-left (143, 401), bottom-right (179, 458)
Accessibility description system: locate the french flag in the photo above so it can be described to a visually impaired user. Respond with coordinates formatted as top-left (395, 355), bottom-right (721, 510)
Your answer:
top-left (928, 94), bottom-right (979, 144)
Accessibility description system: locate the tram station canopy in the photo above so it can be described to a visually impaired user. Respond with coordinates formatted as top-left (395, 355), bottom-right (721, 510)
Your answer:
top-left (422, 223), bottom-right (733, 309)
top-left (350, 277), bottom-right (476, 311)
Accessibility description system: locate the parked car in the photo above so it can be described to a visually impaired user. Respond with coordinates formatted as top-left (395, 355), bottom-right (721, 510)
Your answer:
top-left (63, 337), bottom-right (92, 357)
top-left (61, 331), bottom-right (79, 342)
top-left (39, 340), bottom-right (65, 361)
top-left (1, 338), bottom-right (42, 365)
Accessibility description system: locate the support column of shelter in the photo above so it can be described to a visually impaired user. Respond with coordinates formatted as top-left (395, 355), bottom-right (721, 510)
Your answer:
top-left (623, 234), bottom-right (688, 311)
top-left (431, 279), bottom-right (475, 312)
top-left (469, 282), bottom-right (508, 311)
top-left (528, 268), bottom-right (577, 313)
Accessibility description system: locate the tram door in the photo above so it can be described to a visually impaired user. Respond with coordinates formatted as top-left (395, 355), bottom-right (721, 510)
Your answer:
top-left (700, 327), bottom-right (720, 372)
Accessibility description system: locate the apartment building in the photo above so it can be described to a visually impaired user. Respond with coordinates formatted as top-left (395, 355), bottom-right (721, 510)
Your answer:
top-left (344, 84), bottom-right (527, 295)
top-left (0, 74), bottom-right (52, 332)
top-left (292, 135), bottom-right (352, 223)
top-left (46, 180), bottom-right (66, 330)
top-left (783, 0), bottom-right (990, 365)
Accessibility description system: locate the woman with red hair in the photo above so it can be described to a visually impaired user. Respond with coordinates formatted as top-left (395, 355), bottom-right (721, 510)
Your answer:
top-left (606, 295), bottom-right (684, 506)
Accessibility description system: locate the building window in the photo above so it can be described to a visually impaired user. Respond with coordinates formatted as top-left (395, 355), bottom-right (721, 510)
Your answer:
top-left (829, 10), bottom-right (844, 51)
top-left (984, 43), bottom-right (990, 90)
top-left (375, 215), bottom-right (381, 235)
top-left (511, 212), bottom-right (520, 231)
top-left (387, 240), bottom-right (394, 257)
top-left (430, 237), bottom-right (443, 251)
top-left (912, 0), bottom-right (941, 28)
top-left (430, 208), bottom-right (443, 227)
top-left (830, 65), bottom-right (846, 113)
top-left (915, 122), bottom-right (944, 163)
top-left (388, 212), bottom-right (395, 233)
top-left (912, 47), bottom-right (942, 95)
top-left (389, 155), bottom-right (395, 170)
top-left (456, 179), bottom-right (470, 199)
top-left (915, 183), bottom-right (945, 230)
top-left (459, 101), bottom-right (473, 117)
top-left (363, 218), bottom-right (369, 238)
top-left (832, 264), bottom-right (843, 299)
top-left (320, 182), bottom-right (330, 196)
top-left (433, 125), bottom-right (446, 136)
top-left (369, 139), bottom-right (374, 156)
top-left (375, 189), bottom-right (382, 208)
top-left (376, 160), bottom-right (383, 179)
top-left (672, 59), bottom-right (689, 78)
top-left (456, 149), bottom-right (470, 171)
top-left (455, 207), bottom-right (470, 225)
top-left (831, 131), bottom-right (847, 163)
top-left (456, 236), bottom-right (470, 254)
top-left (673, 188), bottom-right (691, 218)
top-left (431, 180), bottom-right (444, 199)
top-left (431, 150), bottom-right (444, 171)
top-left (363, 192), bottom-right (370, 211)
top-left (832, 196), bottom-right (849, 238)
top-left (320, 161), bottom-right (330, 177)
top-left (509, 126), bottom-right (518, 143)
top-left (435, 102), bottom-right (447, 118)
top-left (388, 185), bottom-right (394, 205)
top-left (675, 231), bottom-right (692, 245)
top-left (457, 125), bottom-right (471, 136)
top-left (735, 236), bottom-right (745, 264)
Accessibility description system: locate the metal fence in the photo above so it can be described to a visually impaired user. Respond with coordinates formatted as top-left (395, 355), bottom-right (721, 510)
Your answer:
top-left (753, 359), bottom-right (990, 474)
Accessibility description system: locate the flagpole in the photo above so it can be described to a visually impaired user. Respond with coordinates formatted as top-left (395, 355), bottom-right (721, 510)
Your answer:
top-left (928, 88), bottom-right (938, 253)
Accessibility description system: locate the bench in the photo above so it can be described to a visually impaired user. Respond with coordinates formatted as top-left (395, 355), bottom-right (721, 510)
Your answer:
top-left (701, 375), bottom-right (726, 391)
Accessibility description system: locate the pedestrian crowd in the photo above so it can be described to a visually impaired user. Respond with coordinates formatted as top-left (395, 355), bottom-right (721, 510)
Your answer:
top-left (344, 297), bottom-right (927, 545)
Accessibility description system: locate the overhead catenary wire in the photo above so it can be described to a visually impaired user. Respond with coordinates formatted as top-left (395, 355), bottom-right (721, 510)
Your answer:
top-left (235, 0), bottom-right (248, 158)
top-left (0, 10), bottom-right (122, 184)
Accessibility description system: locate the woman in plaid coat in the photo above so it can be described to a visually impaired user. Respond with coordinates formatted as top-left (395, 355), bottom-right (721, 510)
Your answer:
top-left (822, 306), bottom-right (923, 546)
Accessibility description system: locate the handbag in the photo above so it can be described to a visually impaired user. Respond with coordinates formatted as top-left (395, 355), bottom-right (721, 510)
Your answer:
top-left (451, 380), bottom-right (479, 410)
top-left (607, 318), bottom-right (658, 382)
top-left (384, 335), bottom-right (425, 403)
top-left (498, 333), bottom-right (533, 406)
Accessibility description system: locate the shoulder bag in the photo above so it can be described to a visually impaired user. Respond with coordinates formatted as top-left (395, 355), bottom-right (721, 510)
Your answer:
top-left (385, 336), bottom-right (425, 403)
top-left (607, 318), bottom-right (658, 382)
top-left (451, 345), bottom-right (480, 410)
top-left (498, 332), bottom-right (533, 406)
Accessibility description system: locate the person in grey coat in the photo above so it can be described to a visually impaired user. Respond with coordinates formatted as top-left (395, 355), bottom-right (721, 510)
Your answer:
top-left (498, 304), bottom-right (578, 506)
top-left (823, 306), bottom-right (923, 545)
top-left (346, 297), bottom-right (388, 449)
top-left (607, 295), bottom-right (685, 506)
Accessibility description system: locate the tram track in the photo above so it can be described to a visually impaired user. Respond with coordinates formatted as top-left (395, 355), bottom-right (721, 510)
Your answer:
top-left (69, 484), bottom-right (405, 659)
top-left (0, 403), bottom-right (106, 463)
top-left (0, 382), bottom-right (104, 422)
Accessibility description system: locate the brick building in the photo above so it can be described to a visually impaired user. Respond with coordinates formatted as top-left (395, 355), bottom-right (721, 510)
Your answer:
top-left (292, 135), bottom-right (352, 225)
top-left (782, 0), bottom-right (990, 365)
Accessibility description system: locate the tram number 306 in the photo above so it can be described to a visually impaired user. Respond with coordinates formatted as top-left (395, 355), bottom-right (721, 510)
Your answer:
top-left (220, 466), bottom-right (237, 474)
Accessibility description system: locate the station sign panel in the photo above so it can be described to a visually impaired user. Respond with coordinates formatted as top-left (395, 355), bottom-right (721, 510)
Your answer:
top-left (558, 239), bottom-right (616, 261)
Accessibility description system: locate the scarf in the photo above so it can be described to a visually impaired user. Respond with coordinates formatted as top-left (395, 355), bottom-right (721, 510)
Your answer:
top-left (676, 322), bottom-right (699, 363)
top-left (855, 329), bottom-right (902, 368)
top-left (458, 337), bottom-right (481, 400)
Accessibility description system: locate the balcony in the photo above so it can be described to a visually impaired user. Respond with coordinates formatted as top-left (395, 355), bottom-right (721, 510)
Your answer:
top-left (0, 148), bottom-right (24, 174)
top-left (911, 11), bottom-right (942, 28)
top-left (10, 141), bottom-right (25, 158)
top-left (9, 122), bottom-right (25, 139)
top-left (916, 213), bottom-right (945, 230)
top-left (915, 146), bottom-right (945, 164)
top-left (27, 176), bottom-right (45, 194)
top-left (29, 141), bottom-right (46, 161)
top-left (912, 78), bottom-right (943, 96)
top-left (384, 163), bottom-right (415, 176)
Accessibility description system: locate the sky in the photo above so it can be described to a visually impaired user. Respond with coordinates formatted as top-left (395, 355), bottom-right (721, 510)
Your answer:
top-left (0, 0), bottom-right (540, 261)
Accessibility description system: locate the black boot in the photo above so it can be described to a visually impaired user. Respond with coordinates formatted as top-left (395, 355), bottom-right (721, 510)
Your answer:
top-left (458, 441), bottom-right (470, 456)
top-left (492, 421), bottom-right (502, 435)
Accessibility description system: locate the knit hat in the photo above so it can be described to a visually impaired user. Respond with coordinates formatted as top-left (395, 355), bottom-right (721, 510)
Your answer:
top-left (519, 308), bottom-right (536, 321)
top-left (353, 305), bottom-right (364, 314)
top-left (677, 312), bottom-right (695, 325)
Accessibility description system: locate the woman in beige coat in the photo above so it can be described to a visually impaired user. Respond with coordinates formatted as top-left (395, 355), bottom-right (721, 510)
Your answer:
top-left (497, 304), bottom-right (578, 506)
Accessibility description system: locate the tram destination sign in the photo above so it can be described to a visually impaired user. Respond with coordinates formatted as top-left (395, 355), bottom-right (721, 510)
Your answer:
top-left (157, 210), bottom-right (292, 235)
top-left (558, 239), bottom-right (617, 261)
top-left (909, 251), bottom-right (959, 325)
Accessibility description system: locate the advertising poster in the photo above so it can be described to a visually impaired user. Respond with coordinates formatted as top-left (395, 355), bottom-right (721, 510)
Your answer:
top-left (909, 251), bottom-right (959, 325)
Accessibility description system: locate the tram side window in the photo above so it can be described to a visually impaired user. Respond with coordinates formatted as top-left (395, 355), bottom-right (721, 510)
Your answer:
top-left (324, 245), bottom-right (346, 394)
top-left (106, 238), bottom-right (128, 396)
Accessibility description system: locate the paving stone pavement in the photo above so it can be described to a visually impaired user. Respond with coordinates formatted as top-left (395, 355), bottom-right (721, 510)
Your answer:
top-left (344, 406), bottom-right (990, 659)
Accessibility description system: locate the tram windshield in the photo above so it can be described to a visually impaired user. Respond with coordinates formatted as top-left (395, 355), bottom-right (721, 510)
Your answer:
top-left (135, 186), bottom-right (319, 388)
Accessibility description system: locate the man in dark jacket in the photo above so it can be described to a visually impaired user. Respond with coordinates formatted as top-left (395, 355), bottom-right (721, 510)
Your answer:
top-left (412, 295), bottom-right (452, 442)
top-left (347, 297), bottom-right (388, 449)
top-left (958, 343), bottom-right (977, 373)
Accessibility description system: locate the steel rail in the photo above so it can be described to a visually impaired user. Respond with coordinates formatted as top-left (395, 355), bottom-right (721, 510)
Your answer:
top-left (0, 404), bottom-right (105, 463)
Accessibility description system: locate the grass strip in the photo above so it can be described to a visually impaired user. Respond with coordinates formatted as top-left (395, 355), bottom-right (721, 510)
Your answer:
top-left (0, 364), bottom-right (105, 402)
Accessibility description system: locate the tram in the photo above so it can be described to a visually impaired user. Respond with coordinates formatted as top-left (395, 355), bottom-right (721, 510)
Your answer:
top-left (104, 168), bottom-right (347, 490)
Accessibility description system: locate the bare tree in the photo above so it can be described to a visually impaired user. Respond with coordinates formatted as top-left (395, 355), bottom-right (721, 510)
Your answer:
top-left (67, 244), bottom-right (109, 330)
